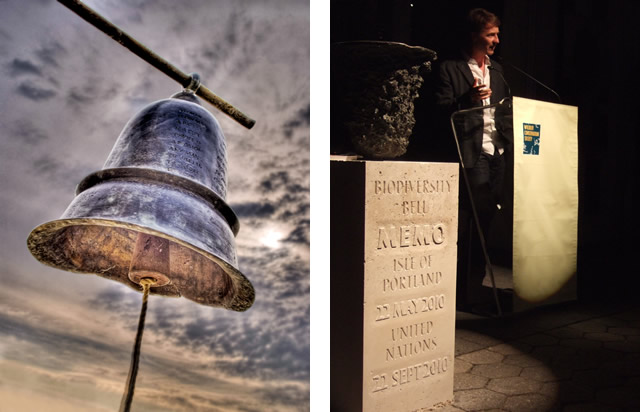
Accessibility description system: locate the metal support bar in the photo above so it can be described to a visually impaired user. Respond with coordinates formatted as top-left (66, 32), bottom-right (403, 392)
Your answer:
top-left (450, 99), bottom-right (512, 317)
top-left (57, 0), bottom-right (256, 130)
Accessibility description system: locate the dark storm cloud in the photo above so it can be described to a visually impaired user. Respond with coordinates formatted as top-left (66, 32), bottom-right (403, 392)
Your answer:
top-left (82, 289), bottom-right (263, 379)
top-left (0, 311), bottom-right (124, 371)
top-left (175, 314), bottom-right (252, 355)
top-left (10, 119), bottom-right (49, 144)
top-left (259, 170), bottom-right (288, 192)
top-left (274, 257), bottom-right (310, 299)
top-left (144, 301), bottom-right (183, 337)
top-left (284, 182), bottom-right (307, 194)
top-left (254, 383), bottom-right (310, 408)
top-left (282, 219), bottom-right (309, 245)
top-left (7, 58), bottom-right (43, 77)
top-left (36, 41), bottom-right (67, 67)
top-left (30, 154), bottom-right (93, 189)
top-left (239, 241), bottom-right (309, 292)
top-left (258, 170), bottom-right (307, 197)
top-left (67, 89), bottom-right (93, 105)
top-left (250, 191), bottom-right (308, 227)
top-left (232, 201), bottom-right (276, 218)
top-left (199, 11), bottom-right (241, 72)
top-left (1, 304), bottom-right (262, 405)
top-left (283, 103), bottom-right (310, 139)
top-left (121, 0), bottom-right (156, 10)
top-left (179, 315), bottom-right (237, 348)
top-left (145, 394), bottom-right (202, 411)
top-left (66, 80), bottom-right (120, 109)
top-left (140, 351), bottom-right (236, 388)
top-left (16, 82), bottom-right (57, 100)
top-left (32, 154), bottom-right (60, 175)
top-left (238, 242), bottom-right (306, 286)
top-left (149, 387), bottom-right (305, 412)
top-left (277, 195), bottom-right (309, 220)
top-left (197, 7), bottom-right (257, 76)
top-left (0, 27), bottom-right (10, 41)
top-left (80, 243), bottom-right (309, 382)
top-left (148, 309), bottom-right (311, 380)
top-left (134, 251), bottom-right (310, 382)
top-left (89, 286), bottom-right (143, 315)
top-left (213, 329), bottom-right (309, 380)
top-left (224, 9), bottom-right (240, 46)
top-left (133, 300), bottom-right (306, 386)
top-left (254, 169), bottom-right (309, 226)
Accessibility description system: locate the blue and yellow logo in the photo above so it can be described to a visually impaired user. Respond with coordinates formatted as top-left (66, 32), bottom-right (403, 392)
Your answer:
top-left (523, 123), bottom-right (540, 155)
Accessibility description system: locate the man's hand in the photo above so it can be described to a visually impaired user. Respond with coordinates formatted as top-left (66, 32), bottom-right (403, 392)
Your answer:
top-left (470, 78), bottom-right (492, 103)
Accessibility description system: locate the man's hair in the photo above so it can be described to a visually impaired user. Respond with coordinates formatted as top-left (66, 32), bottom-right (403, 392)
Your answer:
top-left (466, 8), bottom-right (500, 33)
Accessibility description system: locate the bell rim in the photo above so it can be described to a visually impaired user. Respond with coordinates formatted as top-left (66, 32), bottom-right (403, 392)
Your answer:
top-left (76, 167), bottom-right (240, 236)
top-left (27, 218), bottom-right (255, 312)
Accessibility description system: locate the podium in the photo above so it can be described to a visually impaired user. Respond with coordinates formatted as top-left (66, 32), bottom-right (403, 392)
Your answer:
top-left (452, 96), bottom-right (579, 311)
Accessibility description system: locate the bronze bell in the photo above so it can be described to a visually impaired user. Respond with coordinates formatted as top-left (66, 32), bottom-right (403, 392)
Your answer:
top-left (27, 89), bottom-right (254, 311)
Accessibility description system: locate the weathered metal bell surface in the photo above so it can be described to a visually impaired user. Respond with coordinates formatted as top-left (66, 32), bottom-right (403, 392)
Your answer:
top-left (27, 90), bottom-right (254, 311)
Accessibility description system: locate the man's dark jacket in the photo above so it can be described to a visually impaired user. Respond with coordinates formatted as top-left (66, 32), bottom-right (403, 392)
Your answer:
top-left (434, 56), bottom-right (512, 168)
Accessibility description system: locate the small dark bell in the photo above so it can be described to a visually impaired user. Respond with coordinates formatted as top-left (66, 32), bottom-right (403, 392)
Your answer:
top-left (27, 90), bottom-right (254, 311)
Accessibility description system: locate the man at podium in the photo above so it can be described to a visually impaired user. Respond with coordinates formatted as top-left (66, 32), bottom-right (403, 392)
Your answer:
top-left (434, 8), bottom-right (512, 308)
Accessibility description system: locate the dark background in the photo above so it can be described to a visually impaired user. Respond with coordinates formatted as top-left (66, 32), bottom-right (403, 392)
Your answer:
top-left (331, 0), bottom-right (640, 301)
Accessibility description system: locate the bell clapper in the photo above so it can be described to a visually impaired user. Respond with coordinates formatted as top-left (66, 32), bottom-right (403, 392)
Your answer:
top-left (128, 233), bottom-right (171, 287)
top-left (119, 233), bottom-right (169, 412)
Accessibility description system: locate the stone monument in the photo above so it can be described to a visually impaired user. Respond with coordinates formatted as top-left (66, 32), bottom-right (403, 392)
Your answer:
top-left (331, 160), bottom-right (459, 412)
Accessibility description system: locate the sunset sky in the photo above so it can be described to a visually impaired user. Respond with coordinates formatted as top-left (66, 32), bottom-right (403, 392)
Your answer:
top-left (0, 0), bottom-right (311, 410)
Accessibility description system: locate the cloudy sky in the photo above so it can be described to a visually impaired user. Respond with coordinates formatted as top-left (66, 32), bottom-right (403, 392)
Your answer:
top-left (0, 0), bottom-right (313, 410)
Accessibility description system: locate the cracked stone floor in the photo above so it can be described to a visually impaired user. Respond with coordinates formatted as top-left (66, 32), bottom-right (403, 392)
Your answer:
top-left (427, 301), bottom-right (640, 412)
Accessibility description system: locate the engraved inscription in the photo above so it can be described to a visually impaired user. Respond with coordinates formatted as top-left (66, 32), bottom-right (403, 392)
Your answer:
top-left (385, 338), bottom-right (437, 361)
top-left (177, 108), bottom-right (208, 130)
top-left (372, 373), bottom-right (389, 393)
top-left (401, 200), bottom-right (429, 215)
top-left (386, 254), bottom-right (442, 292)
top-left (377, 224), bottom-right (445, 249)
top-left (391, 321), bottom-right (433, 341)
top-left (374, 179), bottom-right (452, 195)
top-left (371, 357), bottom-right (449, 393)
top-left (391, 357), bottom-right (449, 387)
top-left (363, 163), bottom-right (458, 409)
top-left (163, 113), bottom-right (208, 177)
top-left (383, 271), bottom-right (442, 293)
top-left (386, 321), bottom-right (436, 361)
top-left (173, 137), bottom-right (203, 153)
top-left (168, 145), bottom-right (203, 167)
top-left (375, 294), bottom-right (446, 322)
top-left (393, 255), bottom-right (432, 271)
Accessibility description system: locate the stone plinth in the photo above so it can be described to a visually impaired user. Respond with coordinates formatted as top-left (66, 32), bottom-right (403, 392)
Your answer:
top-left (331, 160), bottom-right (459, 412)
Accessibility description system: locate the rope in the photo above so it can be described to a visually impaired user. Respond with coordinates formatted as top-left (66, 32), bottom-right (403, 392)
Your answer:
top-left (119, 278), bottom-right (156, 412)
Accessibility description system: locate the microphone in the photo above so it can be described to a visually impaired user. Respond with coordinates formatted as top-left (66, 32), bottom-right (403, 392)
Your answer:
top-left (493, 56), bottom-right (561, 103)
top-left (488, 64), bottom-right (512, 98)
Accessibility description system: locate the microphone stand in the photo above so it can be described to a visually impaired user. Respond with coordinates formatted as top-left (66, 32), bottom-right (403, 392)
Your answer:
top-left (494, 56), bottom-right (561, 103)
top-left (450, 99), bottom-right (512, 318)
